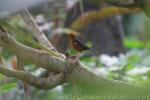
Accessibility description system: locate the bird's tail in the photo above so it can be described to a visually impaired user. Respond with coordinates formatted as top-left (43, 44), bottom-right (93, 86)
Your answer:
top-left (80, 48), bottom-right (99, 58)
top-left (89, 48), bottom-right (99, 55)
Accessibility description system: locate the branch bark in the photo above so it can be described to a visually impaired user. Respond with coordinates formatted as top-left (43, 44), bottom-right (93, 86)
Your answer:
top-left (71, 0), bottom-right (150, 31)
top-left (0, 65), bottom-right (64, 89)
top-left (71, 6), bottom-right (141, 31)
top-left (1, 0), bottom-right (150, 98)
top-left (17, 57), bottom-right (30, 100)
top-left (19, 8), bottom-right (57, 52)
top-left (0, 29), bottom-right (150, 98)
top-left (104, 0), bottom-right (150, 17)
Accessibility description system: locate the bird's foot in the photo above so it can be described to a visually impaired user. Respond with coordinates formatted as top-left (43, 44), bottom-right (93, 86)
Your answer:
top-left (65, 52), bottom-right (80, 63)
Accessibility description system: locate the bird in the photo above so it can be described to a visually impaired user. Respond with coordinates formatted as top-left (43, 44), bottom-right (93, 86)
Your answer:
top-left (67, 33), bottom-right (90, 53)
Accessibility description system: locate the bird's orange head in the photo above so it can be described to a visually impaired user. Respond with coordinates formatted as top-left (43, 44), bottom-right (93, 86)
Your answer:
top-left (67, 33), bottom-right (76, 39)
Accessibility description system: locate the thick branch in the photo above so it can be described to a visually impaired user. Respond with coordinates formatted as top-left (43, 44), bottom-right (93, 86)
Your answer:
top-left (0, 29), bottom-right (150, 97)
top-left (71, 0), bottom-right (150, 31)
top-left (134, 0), bottom-right (150, 17)
top-left (104, 0), bottom-right (150, 17)
top-left (0, 31), bottom-right (65, 72)
top-left (64, 59), bottom-right (150, 96)
top-left (71, 6), bottom-right (141, 31)
top-left (0, 66), bottom-right (64, 89)
top-left (19, 8), bottom-right (65, 78)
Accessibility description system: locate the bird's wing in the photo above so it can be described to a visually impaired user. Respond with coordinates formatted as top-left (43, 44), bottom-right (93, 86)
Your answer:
top-left (75, 38), bottom-right (90, 50)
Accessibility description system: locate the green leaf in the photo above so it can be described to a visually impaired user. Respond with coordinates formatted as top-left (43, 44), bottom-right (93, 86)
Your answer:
top-left (124, 38), bottom-right (144, 49)
top-left (0, 83), bottom-right (17, 94)
top-left (67, 48), bottom-right (78, 55)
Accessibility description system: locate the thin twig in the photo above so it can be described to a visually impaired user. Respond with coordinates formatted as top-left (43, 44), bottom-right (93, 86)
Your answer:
top-left (17, 57), bottom-right (30, 100)
top-left (79, 0), bottom-right (84, 14)
top-left (19, 8), bottom-right (65, 59)
top-left (19, 8), bottom-right (56, 52)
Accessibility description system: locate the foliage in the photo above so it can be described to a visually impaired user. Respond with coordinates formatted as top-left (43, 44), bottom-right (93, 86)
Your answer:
top-left (80, 49), bottom-right (150, 86)
top-left (0, 82), bottom-right (17, 94)
top-left (124, 38), bottom-right (145, 49)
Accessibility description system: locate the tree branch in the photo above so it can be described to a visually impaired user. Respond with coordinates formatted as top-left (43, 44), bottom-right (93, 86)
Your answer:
top-left (19, 8), bottom-right (56, 52)
top-left (71, 6), bottom-right (141, 31)
top-left (0, 30), bottom-right (65, 72)
top-left (71, 0), bottom-right (150, 31)
top-left (19, 8), bottom-right (65, 80)
top-left (103, 0), bottom-right (150, 17)
top-left (0, 26), bottom-right (150, 97)
top-left (0, 65), bottom-right (64, 89)
top-left (17, 57), bottom-right (30, 100)
top-left (134, 0), bottom-right (150, 17)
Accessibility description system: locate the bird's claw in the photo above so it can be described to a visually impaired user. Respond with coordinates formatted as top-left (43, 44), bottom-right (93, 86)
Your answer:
top-left (65, 53), bottom-right (80, 63)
